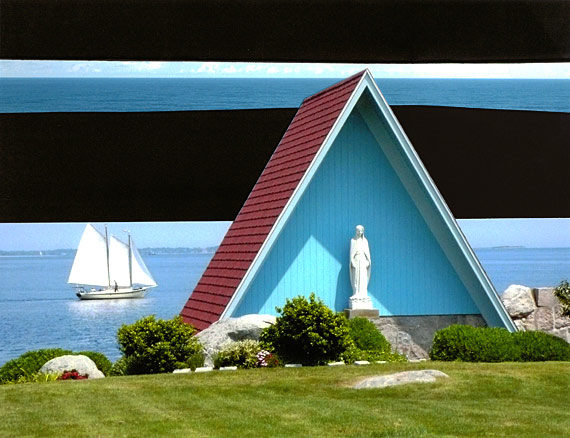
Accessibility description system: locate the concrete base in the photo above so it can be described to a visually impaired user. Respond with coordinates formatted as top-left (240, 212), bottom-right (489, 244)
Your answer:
top-left (370, 314), bottom-right (486, 360)
top-left (345, 309), bottom-right (379, 319)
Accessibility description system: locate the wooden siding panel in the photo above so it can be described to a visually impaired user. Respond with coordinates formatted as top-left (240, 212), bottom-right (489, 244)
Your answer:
top-left (234, 109), bottom-right (479, 317)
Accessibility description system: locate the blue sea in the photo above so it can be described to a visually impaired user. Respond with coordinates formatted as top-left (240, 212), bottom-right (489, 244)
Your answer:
top-left (0, 248), bottom-right (569, 366)
top-left (1, 78), bottom-right (569, 113)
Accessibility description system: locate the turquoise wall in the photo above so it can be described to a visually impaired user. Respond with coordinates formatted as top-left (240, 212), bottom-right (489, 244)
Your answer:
top-left (233, 106), bottom-right (479, 317)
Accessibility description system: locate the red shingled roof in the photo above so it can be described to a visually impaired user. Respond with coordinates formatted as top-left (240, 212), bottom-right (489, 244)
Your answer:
top-left (181, 71), bottom-right (366, 331)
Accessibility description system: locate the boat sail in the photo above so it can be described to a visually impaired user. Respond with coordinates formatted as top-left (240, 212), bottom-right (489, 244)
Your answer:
top-left (68, 224), bottom-right (157, 300)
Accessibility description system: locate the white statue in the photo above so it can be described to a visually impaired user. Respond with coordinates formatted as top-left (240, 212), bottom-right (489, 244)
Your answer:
top-left (349, 225), bottom-right (373, 310)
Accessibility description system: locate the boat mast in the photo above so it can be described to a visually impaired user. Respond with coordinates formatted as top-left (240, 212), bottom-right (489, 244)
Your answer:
top-left (105, 224), bottom-right (111, 288)
top-left (126, 230), bottom-right (133, 287)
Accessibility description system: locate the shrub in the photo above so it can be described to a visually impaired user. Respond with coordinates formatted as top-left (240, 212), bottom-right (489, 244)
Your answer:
top-left (348, 317), bottom-right (391, 353)
top-left (553, 279), bottom-right (570, 317)
top-left (109, 356), bottom-right (130, 376)
top-left (259, 293), bottom-right (352, 365)
top-left (76, 351), bottom-right (112, 376)
top-left (213, 340), bottom-right (261, 369)
top-left (0, 348), bottom-right (72, 384)
top-left (430, 324), bottom-right (570, 362)
top-left (514, 331), bottom-right (570, 361)
top-left (116, 315), bottom-right (203, 375)
top-left (430, 325), bottom-right (520, 362)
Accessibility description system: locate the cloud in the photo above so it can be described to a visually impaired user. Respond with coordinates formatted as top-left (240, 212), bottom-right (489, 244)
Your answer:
top-left (223, 65), bottom-right (237, 74)
top-left (121, 61), bottom-right (164, 72)
top-left (266, 66), bottom-right (280, 74)
top-left (245, 64), bottom-right (264, 73)
top-left (197, 62), bottom-right (221, 74)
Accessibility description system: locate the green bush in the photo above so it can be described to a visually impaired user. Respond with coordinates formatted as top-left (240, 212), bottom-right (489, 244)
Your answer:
top-left (553, 279), bottom-right (570, 317)
top-left (348, 317), bottom-right (391, 353)
top-left (109, 356), bottom-right (130, 376)
top-left (430, 325), bottom-right (519, 362)
top-left (514, 331), bottom-right (570, 361)
top-left (8, 372), bottom-right (60, 385)
top-left (0, 348), bottom-right (72, 384)
top-left (213, 340), bottom-right (261, 369)
top-left (259, 293), bottom-right (352, 366)
top-left (76, 351), bottom-right (113, 376)
top-left (116, 315), bottom-right (203, 375)
top-left (430, 325), bottom-right (570, 362)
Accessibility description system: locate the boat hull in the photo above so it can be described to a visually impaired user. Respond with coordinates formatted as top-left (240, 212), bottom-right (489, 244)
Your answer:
top-left (75, 286), bottom-right (152, 300)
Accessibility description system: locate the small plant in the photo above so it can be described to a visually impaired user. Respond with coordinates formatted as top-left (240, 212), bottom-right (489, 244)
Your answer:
top-left (259, 293), bottom-right (352, 366)
top-left (59, 369), bottom-right (89, 380)
top-left (116, 315), bottom-right (203, 375)
top-left (213, 340), bottom-right (261, 369)
top-left (553, 279), bottom-right (570, 317)
top-left (256, 350), bottom-right (280, 367)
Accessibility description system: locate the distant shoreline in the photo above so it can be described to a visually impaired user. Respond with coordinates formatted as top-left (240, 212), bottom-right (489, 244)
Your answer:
top-left (0, 247), bottom-right (219, 257)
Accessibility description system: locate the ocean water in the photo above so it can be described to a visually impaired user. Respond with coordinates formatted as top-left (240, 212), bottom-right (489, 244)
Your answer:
top-left (0, 248), bottom-right (568, 366)
top-left (1, 78), bottom-right (569, 113)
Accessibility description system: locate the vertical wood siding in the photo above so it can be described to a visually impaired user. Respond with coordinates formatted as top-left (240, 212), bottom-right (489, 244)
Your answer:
top-left (234, 108), bottom-right (479, 317)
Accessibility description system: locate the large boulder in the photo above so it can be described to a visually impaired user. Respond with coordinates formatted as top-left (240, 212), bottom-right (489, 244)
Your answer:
top-left (40, 355), bottom-right (105, 379)
top-left (196, 314), bottom-right (276, 366)
top-left (501, 285), bottom-right (536, 318)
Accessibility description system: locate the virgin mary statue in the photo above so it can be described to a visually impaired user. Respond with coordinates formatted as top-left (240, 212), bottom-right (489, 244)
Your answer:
top-left (349, 225), bottom-right (373, 309)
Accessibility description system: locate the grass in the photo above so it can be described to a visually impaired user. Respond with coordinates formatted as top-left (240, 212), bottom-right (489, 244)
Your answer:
top-left (1, 361), bottom-right (569, 437)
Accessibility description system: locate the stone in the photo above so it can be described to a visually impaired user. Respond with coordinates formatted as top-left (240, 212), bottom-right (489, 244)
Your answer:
top-left (328, 362), bottom-right (345, 366)
top-left (533, 307), bottom-right (555, 331)
top-left (354, 360), bottom-right (370, 366)
top-left (535, 287), bottom-right (559, 308)
top-left (285, 364), bottom-right (302, 368)
top-left (501, 285), bottom-right (536, 318)
top-left (375, 361), bottom-right (387, 364)
top-left (344, 309), bottom-right (379, 319)
top-left (40, 355), bottom-right (104, 379)
top-left (353, 370), bottom-right (449, 389)
top-left (196, 314), bottom-right (276, 366)
top-left (554, 306), bottom-right (570, 329)
top-left (173, 368), bottom-right (191, 374)
top-left (513, 319), bottom-right (526, 331)
top-left (195, 367), bottom-right (213, 373)
top-left (552, 328), bottom-right (569, 342)
top-left (219, 366), bottom-right (238, 371)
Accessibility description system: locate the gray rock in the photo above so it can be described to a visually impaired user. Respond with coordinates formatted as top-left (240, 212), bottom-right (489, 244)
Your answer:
top-left (195, 366), bottom-right (213, 373)
top-left (173, 368), bottom-right (191, 374)
top-left (554, 306), bottom-right (570, 329)
top-left (196, 314), bottom-right (276, 367)
top-left (353, 370), bottom-right (449, 389)
top-left (40, 355), bottom-right (104, 379)
top-left (501, 285), bottom-right (536, 318)
top-left (533, 307), bottom-right (555, 331)
top-left (535, 287), bottom-right (559, 308)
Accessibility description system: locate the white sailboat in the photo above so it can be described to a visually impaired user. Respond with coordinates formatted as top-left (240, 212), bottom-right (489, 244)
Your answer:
top-left (68, 224), bottom-right (157, 300)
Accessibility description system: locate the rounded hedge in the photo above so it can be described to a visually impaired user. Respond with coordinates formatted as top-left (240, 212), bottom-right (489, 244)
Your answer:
top-left (348, 317), bottom-right (391, 353)
top-left (430, 325), bottom-right (570, 362)
top-left (259, 293), bottom-right (352, 366)
top-left (0, 348), bottom-right (73, 384)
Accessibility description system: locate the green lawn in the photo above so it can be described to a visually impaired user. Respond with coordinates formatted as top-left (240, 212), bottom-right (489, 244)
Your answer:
top-left (1, 362), bottom-right (569, 438)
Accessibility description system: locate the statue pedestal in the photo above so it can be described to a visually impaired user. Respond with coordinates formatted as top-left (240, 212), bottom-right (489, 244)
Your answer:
top-left (344, 308), bottom-right (379, 319)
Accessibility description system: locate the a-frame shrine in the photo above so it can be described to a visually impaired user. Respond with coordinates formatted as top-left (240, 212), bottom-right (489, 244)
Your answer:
top-left (181, 70), bottom-right (516, 336)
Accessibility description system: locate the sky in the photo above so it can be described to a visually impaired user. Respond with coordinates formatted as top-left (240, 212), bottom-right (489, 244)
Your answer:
top-left (0, 60), bottom-right (568, 250)
top-left (1, 60), bottom-right (569, 79)
top-left (0, 219), bottom-right (568, 251)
